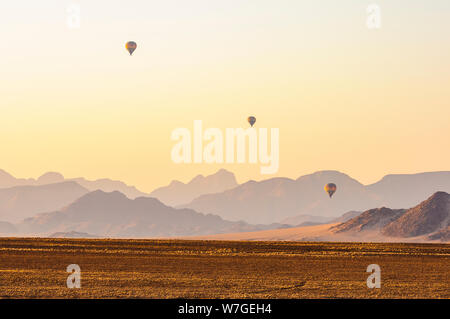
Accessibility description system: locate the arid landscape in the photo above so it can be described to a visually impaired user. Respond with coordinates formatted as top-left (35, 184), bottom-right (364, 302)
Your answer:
top-left (0, 238), bottom-right (448, 299)
top-left (1, 169), bottom-right (449, 242)
top-left (2, 1), bottom-right (450, 304)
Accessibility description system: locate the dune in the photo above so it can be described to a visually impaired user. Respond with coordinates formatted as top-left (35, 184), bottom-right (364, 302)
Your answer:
top-left (187, 220), bottom-right (444, 243)
top-left (188, 223), bottom-right (339, 241)
top-left (187, 222), bottom-right (436, 243)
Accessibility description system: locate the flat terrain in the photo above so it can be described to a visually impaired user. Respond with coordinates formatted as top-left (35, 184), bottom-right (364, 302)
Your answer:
top-left (0, 238), bottom-right (448, 298)
top-left (189, 223), bottom-right (444, 243)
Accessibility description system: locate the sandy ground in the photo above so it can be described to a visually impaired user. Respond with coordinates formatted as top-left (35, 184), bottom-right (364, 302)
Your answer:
top-left (187, 223), bottom-right (439, 243)
top-left (0, 238), bottom-right (448, 298)
top-left (189, 223), bottom-right (339, 241)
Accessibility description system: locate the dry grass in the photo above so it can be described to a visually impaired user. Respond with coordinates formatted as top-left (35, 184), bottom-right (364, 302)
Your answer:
top-left (0, 238), bottom-right (448, 298)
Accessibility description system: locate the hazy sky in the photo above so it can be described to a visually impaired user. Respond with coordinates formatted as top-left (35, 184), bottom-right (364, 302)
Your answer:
top-left (1, 1), bottom-right (449, 192)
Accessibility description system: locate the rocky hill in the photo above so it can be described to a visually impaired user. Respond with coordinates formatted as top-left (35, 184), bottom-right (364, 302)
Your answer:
top-left (331, 192), bottom-right (449, 240)
top-left (383, 192), bottom-right (449, 237)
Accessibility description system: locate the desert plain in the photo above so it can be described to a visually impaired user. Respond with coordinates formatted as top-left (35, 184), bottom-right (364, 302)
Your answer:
top-left (0, 238), bottom-right (448, 299)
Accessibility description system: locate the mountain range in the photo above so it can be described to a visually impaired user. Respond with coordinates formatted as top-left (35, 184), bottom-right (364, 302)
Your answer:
top-left (0, 168), bottom-right (238, 205)
top-left (0, 169), bottom-right (146, 199)
top-left (331, 192), bottom-right (450, 240)
top-left (0, 221), bottom-right (17, 233)
top-left (149, 169), bottom-right (238, 206)
top-left (0, 168), bottom-right (449, 241)
top-left (0, 181), bottom-right (89, 223)
top-left (18, 190), bottom-right (272, 238)
top-left (0, 168), bottom-right (241, 225)
top-left (192, 192), bottom-right (450, 243)
top-left (181, 171), bottom-right (450, 224)
top-left (1, 188), bottom-right (448, 242)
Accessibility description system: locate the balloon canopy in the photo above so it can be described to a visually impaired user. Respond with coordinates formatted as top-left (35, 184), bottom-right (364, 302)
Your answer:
top-left (125, 41), bottom-right (137, 55)
top-left (324, 183), bottom-right (337, 198)
top-left (248, 116), bottom-right (256, 127)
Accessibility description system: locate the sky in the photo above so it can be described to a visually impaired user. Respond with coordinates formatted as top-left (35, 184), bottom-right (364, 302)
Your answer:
top-left (1, 0), bottom-right (450, 192)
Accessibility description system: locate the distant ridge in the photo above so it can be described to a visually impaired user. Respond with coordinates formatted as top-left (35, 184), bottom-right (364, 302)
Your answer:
top-left (150, 169), bottom-right (238, 206)
top-left (49, 231), bottom-right (98, 238)
top-left (366, 172), bottom-right (450, 208)
top-left (182, 170), bottom-right (450, 224)
top-left (19, 190), bottom-right (264, 238)
top-left (0, 181), bottom-right (89, 223)
top-left (0, 169), bottom-right (34, 188)
top-left (71, 177), bottom-right (146, 199)
top-left (2, 168), bottom-right (450, 227)
top-left (182, 170), bottom-right (381, 224)
top-left (0, 221), bottom-right (17, 234)
top-left (0, 168), bottom-right (239, 202)
top-left (0, 169), bottom-right (147, 199)
top-left (329, 211), bottom-right (362, 224)
top-left (191, 192), bottom-right (450, 243)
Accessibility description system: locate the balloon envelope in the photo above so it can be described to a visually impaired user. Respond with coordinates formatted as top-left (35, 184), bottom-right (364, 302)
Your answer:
top-left (324, 183), bottom-right (337, 198)
top-left (125, 41), bottom-right (137, 55)
top-left (248, 116), bottom-right (256, 127)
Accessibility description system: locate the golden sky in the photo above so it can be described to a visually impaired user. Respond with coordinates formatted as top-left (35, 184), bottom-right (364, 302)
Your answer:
top-left (1, 1), bottom-right (449, 192)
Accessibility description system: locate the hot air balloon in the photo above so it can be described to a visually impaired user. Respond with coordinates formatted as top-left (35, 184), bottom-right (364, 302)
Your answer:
top-left (324, 183), bottom-right (337, 198)
top-left (125, 41), bottom-right (137, 55)
top-left (248, 116), bottom-right (256, 127)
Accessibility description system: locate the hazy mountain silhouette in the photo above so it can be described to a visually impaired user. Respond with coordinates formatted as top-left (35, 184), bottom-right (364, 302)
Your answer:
top-left (0, 182), bottom-right (89, 223)
top-left (366, 172), bottom-right (450, 208)
top-left (195, 192), bottom-right (449, 243)
top-left (182, 171), bottom-right (381, 224)
top-left (182, 170), bottom-right (450, 224)
top-left (0, 170), bottom-right (66, 188)
top-left (36, 172), bottom-right (65, 184)
top-left (2, 168), bottom-right (450, 227)
top-left (0, 168), bottom-right (239, 202)
top-left (280, 211), bottom-right (362, 226)
top-left (329, 211), bottom-right (362, 224)
top-left (49, 231), bottom-right (98, 238)
top-left (0, 169), bottom-right (34, 188)
top-left (0, 221), bottom-right (17, 234)
top-left (150, 169), bottom-right (238, 206)
top-left (280, 214), bottom-right (330, 226)
top-left (19, 190), bottom-right (264, 238)
top-left (0, 169), bottom-right (147, 199)
top-left (70, 177), bottom-right (146, 199)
